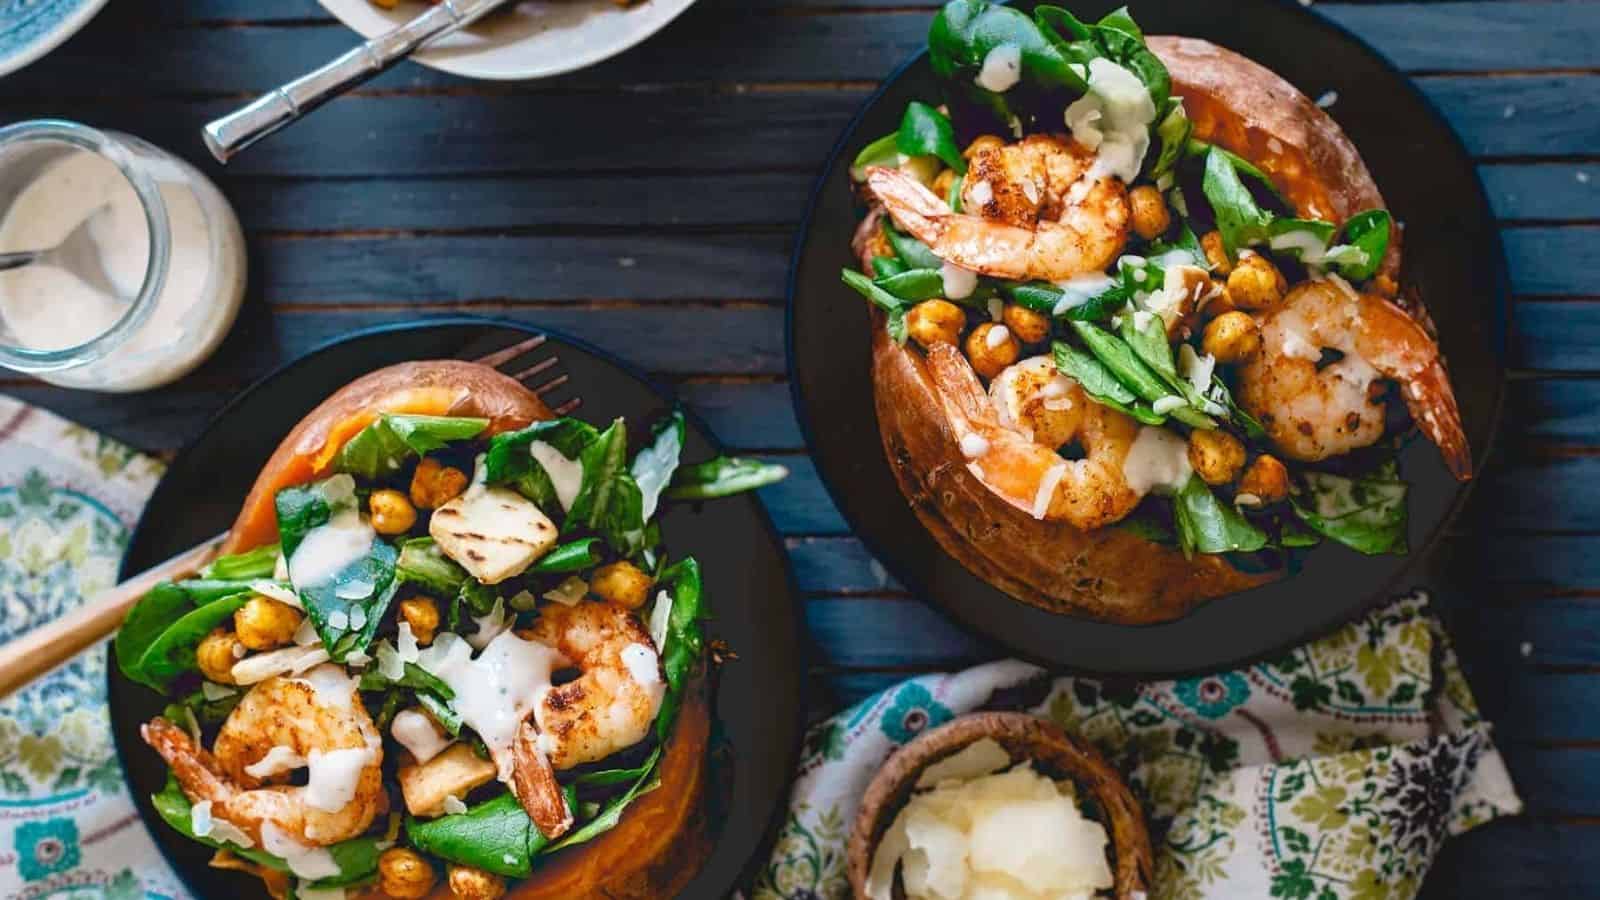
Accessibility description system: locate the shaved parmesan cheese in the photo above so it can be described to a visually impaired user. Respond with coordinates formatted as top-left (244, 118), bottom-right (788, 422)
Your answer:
top-left (374, 640), bottom-right (405, 682)
top-left (968, 179), bottom-right (993, 207)
top-left (543, 576), bottom-right (589, 607)
top-left (231, 645), bottom-right (330, 685)
top-left (442, 794), bottom-right (469, 816)
top-left (397, 622), bottom-right (420, 664)
top-left (941, 262), bottom-right (978, 300)
top-left (251, 580), bottom-right (302, 610)
top-left (917, 738), bottom-right (1013, 788)
top-left (200, 681), bottom-right (236, 702)
top-left (986, 296), bottom-right (1004, 322)
top-left (293, 616), bottom-right (321, 647)
top-left (530, 441), bottom-right (584, 511)
top-left (1177, 344), bottom-right (1217, 397)
top-left (327, 609), bottom-right (349, 631)
top-left (974, 43), bottom-right (1022, 93)
top-left (245, 745), bottom-right (308, 779)
top-left (261, 822), bottom-right (339, 880)
top-left (648, 590), bottom-right (673, 651)
top-left (621, 642), bottom-right (662, 686)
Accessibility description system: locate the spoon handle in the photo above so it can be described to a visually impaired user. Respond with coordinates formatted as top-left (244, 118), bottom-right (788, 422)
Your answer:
top-left (0, 249), bottom-right (43, 272)
top-left (201, 0), bottom-right (506, 163)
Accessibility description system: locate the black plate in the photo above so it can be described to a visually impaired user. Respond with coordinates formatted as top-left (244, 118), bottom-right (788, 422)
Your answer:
top-left (109, 318), bottom-right (805, 897)
top-left (787, 0), bottom-right (1506, 673)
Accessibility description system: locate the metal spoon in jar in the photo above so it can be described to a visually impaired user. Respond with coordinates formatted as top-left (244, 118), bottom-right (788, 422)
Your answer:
top-left (0, 205), bottom-right (125, 301)
top-left (202, 0), bottom-right (510, 163)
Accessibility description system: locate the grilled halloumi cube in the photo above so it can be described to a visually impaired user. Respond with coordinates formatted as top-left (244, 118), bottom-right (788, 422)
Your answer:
top-left (397, 742), bottom-right (497, 818)
top-left (428, 485), bottom-right (557, 585)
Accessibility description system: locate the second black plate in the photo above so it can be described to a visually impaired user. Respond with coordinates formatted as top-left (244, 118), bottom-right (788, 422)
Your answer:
top-left (787, 0), bottom-right (1506, 673)
top-left (109, 318), bottom-right (805, 898)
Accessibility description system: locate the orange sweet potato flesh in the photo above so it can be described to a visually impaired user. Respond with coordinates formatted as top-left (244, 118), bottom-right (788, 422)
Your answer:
top-left (221, 360), bottom-right (553, 555)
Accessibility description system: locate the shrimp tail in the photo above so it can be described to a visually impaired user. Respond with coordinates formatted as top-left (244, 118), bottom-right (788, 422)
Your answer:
top-left (1401, 359), bottom-right (1472, 481)
top-left (924, 342), bottom-right (999, 429)
top-left (864, 166), bottom-right (951, 240)
top-left (512, 720), bottom-right (574, 840)
top-left (143, 718), bottom-right (233, 806)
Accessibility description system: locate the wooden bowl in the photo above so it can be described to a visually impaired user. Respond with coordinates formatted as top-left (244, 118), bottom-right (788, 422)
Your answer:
top-left (846, 712), bottom-right (1153, 900)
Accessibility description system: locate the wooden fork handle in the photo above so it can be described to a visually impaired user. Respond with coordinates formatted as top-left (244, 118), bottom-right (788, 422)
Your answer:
top-left (0, 532), bottom-right (229, 700)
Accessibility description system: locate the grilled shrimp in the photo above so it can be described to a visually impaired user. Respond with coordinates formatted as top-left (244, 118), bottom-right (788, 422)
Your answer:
top-left (506, 600), bottom-right (666, 838)
top-left (1237, 278), bottom-right (1471, 479)
top-left (865, 135), bottom-right (1130, 282)
top-left (932, 348), bottom-right (1143, 529)
top-left (142, 666), bottom-right (384, 847)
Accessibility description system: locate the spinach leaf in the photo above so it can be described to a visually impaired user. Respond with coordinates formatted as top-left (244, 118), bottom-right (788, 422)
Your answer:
top-left (897, 101), bottom-right (966, 173)
top-left (841, 268), bottom-right (911, 330)
top-left (573, 756), bottom-right (658, 787)
top-left (484, 418), bottom-right (600, 509)
top-left (1052, 342), bottom-right (1166, 424)
top-left (548, 747), bottom-right (663, 853)
top-left (1324, 209), bottom-right (1392, 281)
top-left (360, 661), bottom-right (454, 701)
top-left (1069, 321), bottom-right (1212, 427)
top-left (631, 411), bottom-right (685, 523)
top-left (871, 255), bottom-right (908, 278)
top-left (1003, 279), bottom-right (1127, 322)
top-left (1187, 139), bottom-right (1285, 204)
top-left (1148, 97), bottom-right (1190, 183)
top-left (653, 557), bottom-right (706, 743)
top-left (883, 222), bottom-right (944, 271)
top-left (850, 132), bottom-right (900, 181)
top-left (172, 685), bottom-right (244, 726)
top-left (408, 787), bottom-right (579, 877)
top-left (567, 419), bottom-right (646, 555)
top-left (875, 268), bottom-right (946, 303)
top-left (1173, 475), bottom-right (1269, 557)
top-left (201, 543), bottom-right (280, 580)
top-left (1201, 146), bottom-right (1274, 260)
top-left (337, 414), bottom-right (489, 481)
top-left (1278, 513), bottom-right (1323, 549)
top-left (528, 538), bottom-right (604, 575)
top-left (124, 591), bottom-right (252, 691)
top-left (665, 457), bottom-right (789, 501)
top-left (153, 776), bottom-right (383, 888)
top-left (273, 484), bottom-right (332, 560)
top-left (299, 539), bottom-right (400, 662)
top-left (417, 692), bottom-right (462, 737)
top-left (116, 583), bottom-right (198, 688)
top-left (931, 0), bottom-right (1086, 93)
top-left (1289, 464), bottom-right (1408, 555)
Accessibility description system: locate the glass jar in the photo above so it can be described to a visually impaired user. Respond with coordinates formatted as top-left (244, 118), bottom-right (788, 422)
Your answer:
top-left (0, 120), bottom-right (247, 391)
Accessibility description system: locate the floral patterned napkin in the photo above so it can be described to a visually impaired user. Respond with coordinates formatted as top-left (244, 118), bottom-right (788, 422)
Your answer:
top-left (0, 396), bottom-right (188, 899)
top-left (752, 594), bottom-right (1522, 900)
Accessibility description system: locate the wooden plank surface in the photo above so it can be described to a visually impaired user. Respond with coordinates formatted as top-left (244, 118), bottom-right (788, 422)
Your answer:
top-left (4, 1), bottom-right (1598, 897)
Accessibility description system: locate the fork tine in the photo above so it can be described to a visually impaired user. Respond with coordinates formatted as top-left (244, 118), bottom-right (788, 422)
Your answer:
top-left (553, 397), bottom-right (583, 415)
top-left (510, 356), bottom-right (560, 383)
top-left (472, 333), bottom-right (547, 370)
top-left (531, 373), bottom-right (570, 397)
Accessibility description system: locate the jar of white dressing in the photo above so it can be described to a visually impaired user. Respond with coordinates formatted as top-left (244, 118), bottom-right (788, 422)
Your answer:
top-left (0, 120), bottom-right (246, 391)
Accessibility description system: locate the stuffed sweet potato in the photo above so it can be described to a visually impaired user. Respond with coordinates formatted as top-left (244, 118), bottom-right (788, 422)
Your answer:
top-left (842, 1), bottom-right (1469, 623)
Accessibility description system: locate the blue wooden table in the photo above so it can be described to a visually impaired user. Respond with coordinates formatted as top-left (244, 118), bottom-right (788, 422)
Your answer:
top-left (8, 1), bottom-right (1598, 895)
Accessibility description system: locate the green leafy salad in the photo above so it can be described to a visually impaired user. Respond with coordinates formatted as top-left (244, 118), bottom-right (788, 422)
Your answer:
top-left (842, 0), bottom-right (1446, 563)
top-left (116, 408), bottom-right (785, 899)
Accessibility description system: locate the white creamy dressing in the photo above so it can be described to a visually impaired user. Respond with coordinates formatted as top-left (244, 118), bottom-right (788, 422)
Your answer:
top-left (243, 745), bottom-right (307, 780)
top-left (1269, 229), bottom-right (1327, 263)
top-left (0, 146), bottom-right (245, 391)
top-left (1031, 462), bottom-right (1068, 519)
top-left (959, 432), bottom-right (990, 459)
top-left (1150, 396), bottom-right (1187, 415)
top-left (288, 479), bottom-right (374, 591)
top-left (529, 441), bottom-right (584, 511)
top-left (392, 709), bottom-right (453, 765)
top-left (974, 44), bottom-right (1023, 93)
top-left (305, 746), bottom-right (376, 813)
top-left (1121, 426), bottom-right (1193, 495)
top-left (1051, 272), bottom-right (1116, 316)
top-left (984, 324), bottom-right (1011, 349)
top-left (1064, 57), bottom-right (1157, 184)
top-left (940, 261), bottom-right (978, 300)
top-left (647, 590), bottom-right (674, 651)
top-left (261, 822), bottom-right (341, 881)
top-left (416, 631), bottom-right (562, 783)
top-left (190, 800), bottom-right (256, 849)
top-left (467, 596), bottom-right (512, 651)
top-left (295, 663), bottom-right (360, 711)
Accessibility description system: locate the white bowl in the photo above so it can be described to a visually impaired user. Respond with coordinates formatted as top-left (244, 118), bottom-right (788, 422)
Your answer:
top-left (318, 0), bottom-right (698, 81)
top-left (0, 0), bottom-right (110, 77)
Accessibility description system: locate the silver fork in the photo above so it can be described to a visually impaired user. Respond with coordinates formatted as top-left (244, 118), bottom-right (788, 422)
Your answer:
top-left (0, 332), bottom-right (581, 699)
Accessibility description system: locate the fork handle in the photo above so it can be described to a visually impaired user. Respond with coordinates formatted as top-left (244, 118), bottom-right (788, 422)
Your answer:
top-left (0, 532), bottom-right (228, 700)
top-left (201, 0), bottom-right (504, 163)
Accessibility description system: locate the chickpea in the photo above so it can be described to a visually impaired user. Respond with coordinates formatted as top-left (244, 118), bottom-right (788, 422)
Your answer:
top-left (378, 848), bottom-right (436, 900)
top-left (1226, 252), bottom-right (1287, 310)
top-left (234, 596), bottom-right (302, 651)
top-left (369, 489), bottom-right (417, 536)
top-left (964, 134), bottom-right (1006, 160)
top-left (410, 457), bottom-right (469, 510)
top-left (399, 597), bottom-right (440, 646)
top-left (1202, 311), bottom-right (1263, 364)
top-left (1187, 430), bottom-right (1248, 486)
top-left (591, 560), bottom-right (654, 610)
top-left (1200, 230), bottom-right (1233, 276)
top-left (1002, 303), bottom-right (1051, 344)
top-left (448, 864), bottom-right (507, 900)
top-left (196, 628), bottom-right (243, 684)
top-left (1128, 185), bottom-right (1172, 240)
top-left (964, 322), bottom-right (1021, 380)
top-left (932, 168), bottom-right (957, 203)
top-left (1238, 454), bottom-right (1290, 504)
top-left (906, 299), bottom-right (966, 349)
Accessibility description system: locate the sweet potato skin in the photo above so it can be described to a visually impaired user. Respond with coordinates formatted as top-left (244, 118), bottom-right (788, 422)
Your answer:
top-left (222, 360), bottom-right (553, 554)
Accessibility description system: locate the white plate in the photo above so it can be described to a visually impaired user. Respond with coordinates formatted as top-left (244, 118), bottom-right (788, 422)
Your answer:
top-left (0, 0), bottom-right (110, 77)
top-left (318, 0), bottom-right (698, 81)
